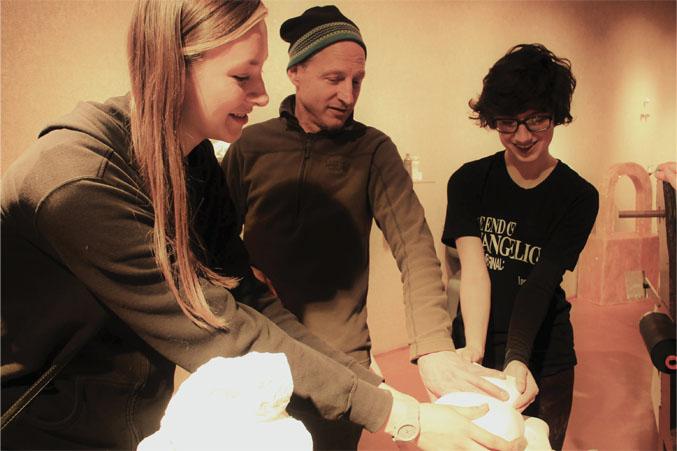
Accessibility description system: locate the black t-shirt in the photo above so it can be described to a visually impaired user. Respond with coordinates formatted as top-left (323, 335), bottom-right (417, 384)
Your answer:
top-left (442, 151), bottom-right (599, 375)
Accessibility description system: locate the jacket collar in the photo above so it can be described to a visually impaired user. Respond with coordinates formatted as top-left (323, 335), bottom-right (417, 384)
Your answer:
top-left (279, 95), bottom-right (362, 136)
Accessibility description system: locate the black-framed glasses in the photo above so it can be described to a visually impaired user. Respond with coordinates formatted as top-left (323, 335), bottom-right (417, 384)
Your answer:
top-left (494, 115), bottom-right (553, 134)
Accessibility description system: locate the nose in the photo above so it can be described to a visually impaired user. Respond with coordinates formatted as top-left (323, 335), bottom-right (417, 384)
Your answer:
top-left (513, 123), bottom-right (533, 143)
top-left (249, 76), bottom-right (269, 107)
top-left (336, 80), bottom-right (355, 106)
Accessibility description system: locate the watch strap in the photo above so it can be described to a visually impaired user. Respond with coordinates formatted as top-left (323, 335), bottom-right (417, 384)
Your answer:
top-left (386, 395), bottom-right (420, 442)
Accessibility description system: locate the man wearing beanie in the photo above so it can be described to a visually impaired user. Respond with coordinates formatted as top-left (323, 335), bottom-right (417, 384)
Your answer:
top-left (222, 5), bottom-right (509, 449)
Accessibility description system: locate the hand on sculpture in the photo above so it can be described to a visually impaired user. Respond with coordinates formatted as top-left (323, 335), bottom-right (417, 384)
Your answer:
top-left (418, 351), bottom-right (508, 402)
top-left (654, 162), bottom-right (676, 189)
top-left (455, 345), bottom-right (484, 364)
top-left (250, 266), bottom-right (278, 297)
top-left (417, 403), bottom-right (526, 451)
top-left (380, 385), bottom-right (518, 451)
top-left (503, 360), bottom-right (538, 412)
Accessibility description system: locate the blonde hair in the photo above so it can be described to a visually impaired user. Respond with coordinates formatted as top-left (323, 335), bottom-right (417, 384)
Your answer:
top-left (127, 0), bottom-right (267, 329)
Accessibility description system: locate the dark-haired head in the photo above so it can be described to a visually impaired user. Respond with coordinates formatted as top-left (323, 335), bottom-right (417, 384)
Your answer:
top-left (470, 43), bottom-right (576, 128)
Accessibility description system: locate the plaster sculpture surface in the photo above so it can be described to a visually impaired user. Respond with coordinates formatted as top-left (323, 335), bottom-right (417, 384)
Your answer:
top-left (436, 376), bottom-right (552, 450)
top-left (138, 352), bottom-right (312, 451)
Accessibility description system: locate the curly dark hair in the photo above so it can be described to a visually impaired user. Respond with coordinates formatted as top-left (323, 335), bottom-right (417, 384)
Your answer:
top-left (469, 43), bottom-right (576, 128)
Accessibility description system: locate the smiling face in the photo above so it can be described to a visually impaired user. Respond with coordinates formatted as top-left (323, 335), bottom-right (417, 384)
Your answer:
top-left (181, 21), bottom-right (269, 150)
top-left (287, 41), bottom-right (366, 133)
top-left (497, 110), bottom-right (555, 168)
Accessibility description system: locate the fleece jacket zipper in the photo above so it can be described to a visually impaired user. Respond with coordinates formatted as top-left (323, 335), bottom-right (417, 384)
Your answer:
top-left (296, 136), bottom-right (312, 219)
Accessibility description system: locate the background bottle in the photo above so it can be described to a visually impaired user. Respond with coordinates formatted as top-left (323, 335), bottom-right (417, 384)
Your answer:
top-left (411, 155), bottom-right (422, 181)
top-left (403, 153), bottom-right (413, 177)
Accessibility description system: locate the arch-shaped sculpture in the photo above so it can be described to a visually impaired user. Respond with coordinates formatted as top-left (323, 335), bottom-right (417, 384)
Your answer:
top-left (577, 163), bottom-right (659, 305)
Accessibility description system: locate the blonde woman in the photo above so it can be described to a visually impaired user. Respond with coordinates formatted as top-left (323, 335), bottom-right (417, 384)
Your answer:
top-left (1, 1), bottom-right (523, 450)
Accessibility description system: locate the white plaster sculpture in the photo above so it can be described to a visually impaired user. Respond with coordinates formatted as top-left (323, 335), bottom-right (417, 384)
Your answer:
top-left (138, 352), bottom-right (312, 451)
top-left (436, 376), bottom-right (552, 451)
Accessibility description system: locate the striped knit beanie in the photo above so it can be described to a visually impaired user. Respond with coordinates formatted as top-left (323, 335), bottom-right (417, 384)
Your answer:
top-left (280, 5), bottom-right (366, 69)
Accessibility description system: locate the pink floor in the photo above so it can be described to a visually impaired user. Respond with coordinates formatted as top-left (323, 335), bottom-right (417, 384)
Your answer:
top-left (359, 297), bottom-right (661, 450)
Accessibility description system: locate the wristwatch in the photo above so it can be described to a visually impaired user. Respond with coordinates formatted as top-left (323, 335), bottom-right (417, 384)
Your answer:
top-left (389, 396), bottom-right (420, 443)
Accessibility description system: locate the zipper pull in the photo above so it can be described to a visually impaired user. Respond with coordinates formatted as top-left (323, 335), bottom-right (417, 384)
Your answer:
top-left (304, 138), bottom-right (312, 159)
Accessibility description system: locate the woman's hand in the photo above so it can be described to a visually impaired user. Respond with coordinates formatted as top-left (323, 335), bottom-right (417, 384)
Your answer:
top-left (417, 403), bottom-right (525, 451)
top-left (380, 384), bottom-right (524, 451)
top-left (503, 360), bottom-right (538, 412)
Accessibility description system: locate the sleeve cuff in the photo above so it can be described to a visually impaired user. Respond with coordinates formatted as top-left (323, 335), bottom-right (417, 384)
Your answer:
top-left (348, 379), bottom-right (393, 432)
top-left (409, 336), bottom-right (455, 362)
top-left (504, 347), bottom-right (530, 369)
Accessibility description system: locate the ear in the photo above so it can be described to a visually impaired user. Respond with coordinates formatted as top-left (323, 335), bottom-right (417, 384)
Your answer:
top-left (287, 65), bottom-right (300, 88)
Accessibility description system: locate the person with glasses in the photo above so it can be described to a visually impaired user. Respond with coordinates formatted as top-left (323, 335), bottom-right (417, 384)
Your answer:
top-left (441, 43), bottom-right (599, 450)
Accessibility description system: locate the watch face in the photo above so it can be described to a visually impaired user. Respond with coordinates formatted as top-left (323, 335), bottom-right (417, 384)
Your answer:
top-left (396, 424), bottom-right (419, 442)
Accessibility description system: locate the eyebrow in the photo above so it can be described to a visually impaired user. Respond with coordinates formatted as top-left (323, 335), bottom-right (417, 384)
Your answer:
top-left (245, 53), bottom-right (268, 66)
top-left (321, 70), bottom-right (366, 78)
top-left (496, 112), bottom-right (549, 119)
top-left (228, 58), bottom-right (265, 75)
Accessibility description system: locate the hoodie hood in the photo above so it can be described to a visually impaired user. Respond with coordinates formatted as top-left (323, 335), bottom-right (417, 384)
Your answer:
top-left (1, 94), bottom-right (147, 229)
top-left (39, 94), bottom-right (134, 166)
